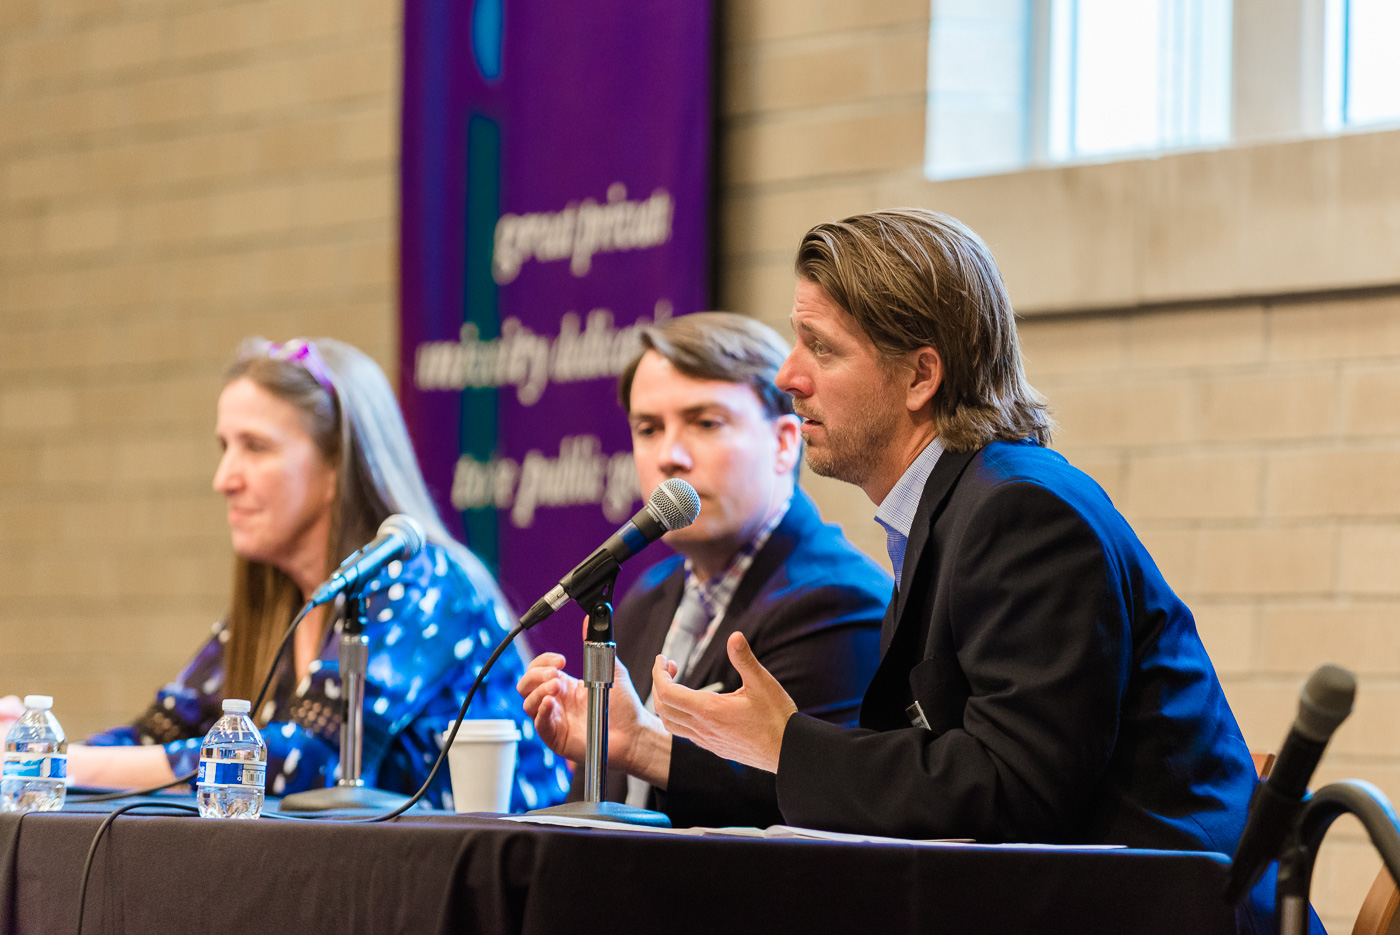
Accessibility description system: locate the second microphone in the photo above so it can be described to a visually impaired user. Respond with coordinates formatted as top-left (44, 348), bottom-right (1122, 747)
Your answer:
top-left (519, 478), bottom-right (702, 628)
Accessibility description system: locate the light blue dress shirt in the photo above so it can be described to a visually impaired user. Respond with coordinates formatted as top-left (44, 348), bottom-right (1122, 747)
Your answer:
top-left (873, 438), bottom-right (945, 584)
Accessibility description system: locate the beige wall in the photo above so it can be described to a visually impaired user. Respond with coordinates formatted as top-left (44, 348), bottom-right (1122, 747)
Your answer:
top-left (2, 0), bottom-right (1398, 928)
top-left (0, 0), bottom-right (401, 733)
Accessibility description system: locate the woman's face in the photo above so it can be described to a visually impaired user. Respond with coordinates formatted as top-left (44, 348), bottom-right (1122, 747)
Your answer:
top-left (212, 377), bottom-right (338, 578)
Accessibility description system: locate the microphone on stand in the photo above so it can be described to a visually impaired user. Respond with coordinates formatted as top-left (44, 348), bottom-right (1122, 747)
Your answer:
top-left (523, 477), bottom-right (699, 828)
top-left (519, 478), bottom-right (701, 628)
top-left (1225, 663), bottom-right (1357, 903)
top-left (309, 514), bottom-right (426, 606)
top-left (281, 513), bottom-right (428, 814)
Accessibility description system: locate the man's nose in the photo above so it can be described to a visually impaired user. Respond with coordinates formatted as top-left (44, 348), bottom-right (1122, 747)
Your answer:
top-left (657, 434), bottom-right (693, 473)
top-left (776, 351), bottom-right (807, 397)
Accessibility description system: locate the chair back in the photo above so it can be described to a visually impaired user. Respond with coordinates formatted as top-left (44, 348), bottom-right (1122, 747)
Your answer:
top-left (1353, 868), bottom-right (1400, 935)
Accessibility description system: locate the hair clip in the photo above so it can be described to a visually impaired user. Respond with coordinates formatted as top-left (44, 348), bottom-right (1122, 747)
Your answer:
top-left (264, 339), bottom-right (335, 394)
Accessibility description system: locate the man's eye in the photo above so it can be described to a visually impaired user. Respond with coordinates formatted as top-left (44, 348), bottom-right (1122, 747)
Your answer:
top-left (632, 424), bottom-right (657, 437)
top-left (697, 419), bottom-right (722, 430)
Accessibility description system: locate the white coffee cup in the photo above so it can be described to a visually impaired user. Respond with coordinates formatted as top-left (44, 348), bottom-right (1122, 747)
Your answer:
top-left (445, 719), bottom-right (521, 814)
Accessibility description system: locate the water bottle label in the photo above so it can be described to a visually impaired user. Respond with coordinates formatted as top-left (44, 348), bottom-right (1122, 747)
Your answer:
top-left (198, 757), bottom-right (265, 789)
top-left (2, 751), bottom-right (67, 780)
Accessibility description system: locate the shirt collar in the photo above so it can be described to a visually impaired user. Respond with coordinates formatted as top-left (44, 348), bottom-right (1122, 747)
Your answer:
top-left (683, 488), bottom-right (792, 622)
top-left (874, 437), bottom-right (945, 543)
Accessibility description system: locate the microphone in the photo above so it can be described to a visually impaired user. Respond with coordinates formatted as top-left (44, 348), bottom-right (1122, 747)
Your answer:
top-left (519, 478), bottom-right (701, 628)
top-left (1224, 663), bottom-right (1356, 903)
top-left (309, 514), bottom-right (426, 606)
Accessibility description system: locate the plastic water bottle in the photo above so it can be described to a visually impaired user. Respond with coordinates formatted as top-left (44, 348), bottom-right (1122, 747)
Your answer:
top-left (1, 695), bottom-right (68, 814)
top-left (197, 699), bottom-right (267, 819)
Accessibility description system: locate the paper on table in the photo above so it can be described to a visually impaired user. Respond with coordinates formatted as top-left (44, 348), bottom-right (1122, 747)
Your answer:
top-left (504, 814), bottom-right (1129, 847)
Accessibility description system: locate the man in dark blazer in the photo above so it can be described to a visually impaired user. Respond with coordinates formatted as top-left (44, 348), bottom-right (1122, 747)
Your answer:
top-left (650, 210), bottom-right (1310, 934)
top-left (518, 312), bottom-right (890, 825)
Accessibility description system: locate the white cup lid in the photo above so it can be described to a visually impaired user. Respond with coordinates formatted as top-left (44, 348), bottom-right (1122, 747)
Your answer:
top-left (446, 719), bottom-right (522, 743)
top-left (222, 698), bottom-right (252, 714)
top-left (22, 695), bottom-right (52, 710)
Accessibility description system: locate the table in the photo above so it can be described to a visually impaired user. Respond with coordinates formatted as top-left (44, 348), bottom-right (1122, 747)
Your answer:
top-left (0, 802), bottom-right (1242, 935)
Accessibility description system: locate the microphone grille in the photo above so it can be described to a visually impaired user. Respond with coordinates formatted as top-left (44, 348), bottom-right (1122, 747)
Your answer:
top-left (378, 514), bottom-right (426, 558)
top-left (1297, 663), bottom-right (1357, 742)
top-left (649, 478), bottom-right (701, 531)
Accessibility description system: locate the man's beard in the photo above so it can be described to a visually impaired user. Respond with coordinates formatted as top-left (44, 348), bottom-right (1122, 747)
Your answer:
top-left (801, 392), bottom-right (901, 488)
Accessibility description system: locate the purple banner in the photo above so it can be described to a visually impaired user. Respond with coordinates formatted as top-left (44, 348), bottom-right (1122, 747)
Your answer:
top-left (399, 0), bottom-right (713, 661)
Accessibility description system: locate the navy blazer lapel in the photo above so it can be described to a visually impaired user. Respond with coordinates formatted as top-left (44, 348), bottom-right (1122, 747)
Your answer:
top-left (681, 491), bottom-right (812, 687)
top-left (887, 445), bottom-right (979, 649)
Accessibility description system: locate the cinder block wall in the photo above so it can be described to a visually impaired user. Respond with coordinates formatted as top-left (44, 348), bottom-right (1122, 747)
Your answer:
top-left (1, 0), bottom-right (1395, 928)
top-left (0, 0), bottom-right (401, 732)
top-left (1020, 298), bottom-right (1400, 927)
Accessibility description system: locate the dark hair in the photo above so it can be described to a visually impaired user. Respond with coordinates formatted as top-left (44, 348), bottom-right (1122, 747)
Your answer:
top-left (795, 208), bottom-right (1053, 451)
top-left (618, 312), bottom-right (794, 420)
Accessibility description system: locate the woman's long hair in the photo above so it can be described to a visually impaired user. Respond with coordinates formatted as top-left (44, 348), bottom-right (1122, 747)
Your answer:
top-left (221, 337), bottom-right (508, 707)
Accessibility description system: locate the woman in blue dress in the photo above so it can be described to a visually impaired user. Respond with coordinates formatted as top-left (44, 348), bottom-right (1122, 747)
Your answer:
top-left (65, 337), bottom-right (568, 811)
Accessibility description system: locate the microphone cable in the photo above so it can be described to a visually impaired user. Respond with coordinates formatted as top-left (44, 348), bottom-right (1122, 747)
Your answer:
top-left (262, 620), bottom-right (526, 824)
top-left (70, 600), bottom-right (529, 932)
top-left (74, 802), bottom-right (200, 935)
top-left (69, 601), bottom-right (316, 804)
top-left (70, 601), bottom-right (318, 932)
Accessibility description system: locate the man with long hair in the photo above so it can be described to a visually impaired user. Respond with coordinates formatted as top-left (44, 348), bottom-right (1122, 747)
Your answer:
top-left (649, 211), bottom-right (1299, 933)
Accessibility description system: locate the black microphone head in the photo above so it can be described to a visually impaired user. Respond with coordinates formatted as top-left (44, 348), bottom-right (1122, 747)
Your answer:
top-left (1296, 663), bottom-right (1356, 742)
top-left (378, 514), bottom-right (426, 559)
top-left (648, 478), bottom-right (701, 531)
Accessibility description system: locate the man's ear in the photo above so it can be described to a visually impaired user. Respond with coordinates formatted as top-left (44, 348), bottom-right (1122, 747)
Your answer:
top-left (772, 414), bottom-right (802, 474)
top-left (905, 346), bottom-right (942, 413)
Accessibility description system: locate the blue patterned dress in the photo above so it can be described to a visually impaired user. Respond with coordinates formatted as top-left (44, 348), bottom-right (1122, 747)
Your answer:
top-left (87, 542), bottom-right (571, 812)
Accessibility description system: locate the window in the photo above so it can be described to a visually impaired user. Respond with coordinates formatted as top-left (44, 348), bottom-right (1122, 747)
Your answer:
top-left (1050, 0), bottom-right (1232, 161)
top-left (926, 1), bottom-right (1034, 180)
top-left (927, 0), bottom-right (1400, 181)
top-left (1325, 0), bottom-right (1400, 130)
top-left (927, 0), bottom-right (1232, 180)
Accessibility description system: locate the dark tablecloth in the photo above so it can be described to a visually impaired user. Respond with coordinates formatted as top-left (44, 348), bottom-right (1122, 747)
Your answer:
top-left (0, 803), bottom-right (1239, 935)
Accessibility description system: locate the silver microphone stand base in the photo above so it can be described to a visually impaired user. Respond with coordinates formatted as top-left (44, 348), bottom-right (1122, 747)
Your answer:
top-left (528, 800), bottom-right (671, 827)
top-left (278, 784), bottom-right (423, 813)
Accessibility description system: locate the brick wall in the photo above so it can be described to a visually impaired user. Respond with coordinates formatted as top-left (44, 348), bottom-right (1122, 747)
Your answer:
top-left (1019, 297), bottom-right (1400, 925)
top-left (0, 0), bottom-right (401, 734)
top-left (1, 0), bottom-right (1395, 928)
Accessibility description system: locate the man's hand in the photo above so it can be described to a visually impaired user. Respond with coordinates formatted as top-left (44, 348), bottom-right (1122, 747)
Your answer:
top-left (652, 632), bottom-right (798, 774)
top-left (516, 653), bottom-right (673, 788)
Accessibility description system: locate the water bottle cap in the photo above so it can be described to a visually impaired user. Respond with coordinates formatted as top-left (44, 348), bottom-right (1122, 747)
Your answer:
top-left (22, 695), bottom-right (52, 710)
top-left (222, 698), bottom-right (252, 714)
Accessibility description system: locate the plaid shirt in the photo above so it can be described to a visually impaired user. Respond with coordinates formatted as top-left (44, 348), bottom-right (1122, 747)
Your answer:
top-left (675, 490), bottom-right (793, 677)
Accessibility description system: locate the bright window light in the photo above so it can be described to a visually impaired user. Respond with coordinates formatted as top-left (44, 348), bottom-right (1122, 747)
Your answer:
top-left (926, 0), bottom-right (1233, 180)
top-left (1329, 0), bottom-right (1400, 129)
top-left (925, 0), bottom-right (1033, 179)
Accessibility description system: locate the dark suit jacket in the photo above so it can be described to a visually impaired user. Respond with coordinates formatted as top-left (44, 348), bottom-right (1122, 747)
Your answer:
top-left (665, 442), bottom-right (1305, 934)
top-left (607, 489), bottom-right (891, 828)
top-left (773, 440), bottom-right (1259, 851)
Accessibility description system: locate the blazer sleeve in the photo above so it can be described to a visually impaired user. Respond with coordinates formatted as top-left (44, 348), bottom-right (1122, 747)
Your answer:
top-left (658, 579), bottom-right (886, 828)
top-left (775, 479), bottom-right (1130, 841)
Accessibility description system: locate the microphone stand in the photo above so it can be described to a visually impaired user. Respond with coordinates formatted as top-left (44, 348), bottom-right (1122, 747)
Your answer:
top-left (279, 594), bottom-right (417, 812)
top-left (1276, 781), bottom-right (1400, 935)
top-left (529, 567), bottom-right (670, 827)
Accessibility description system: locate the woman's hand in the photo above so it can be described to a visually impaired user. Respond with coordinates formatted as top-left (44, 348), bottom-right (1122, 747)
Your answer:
top-left (0, 695), bottom-right (24, 738)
